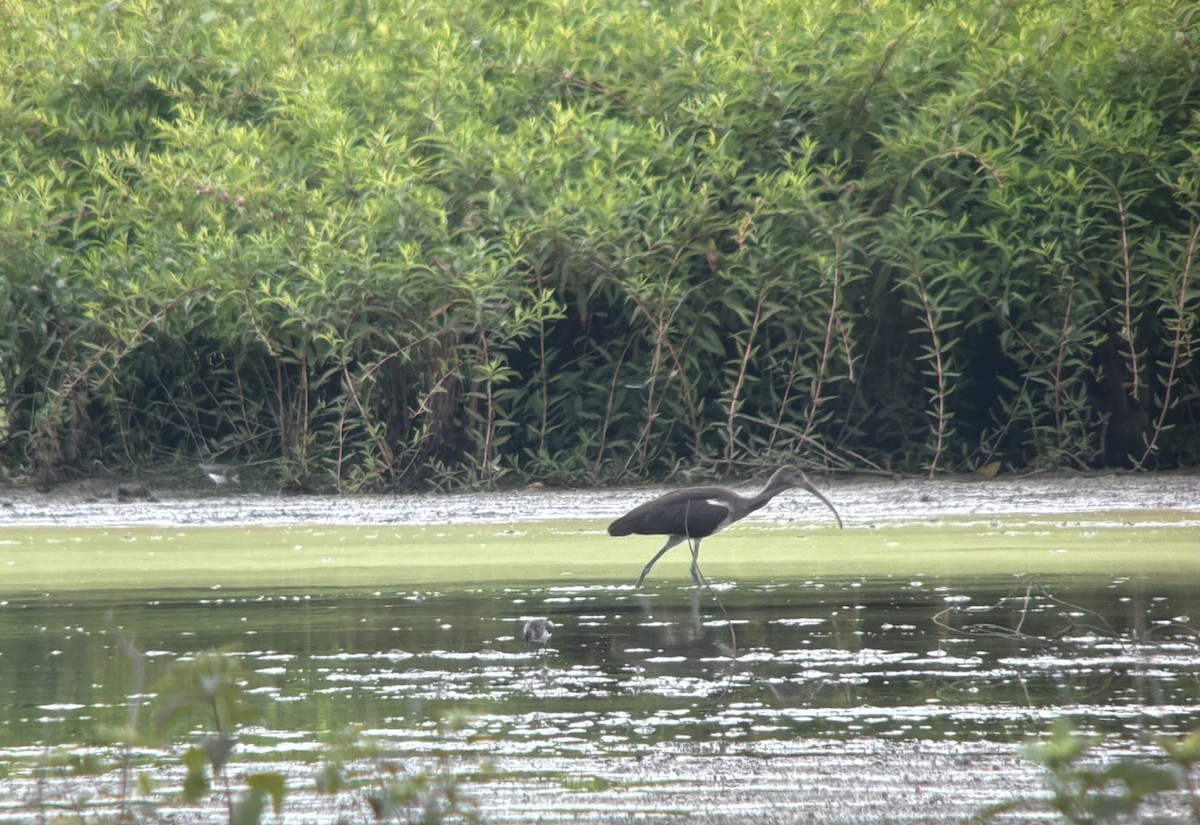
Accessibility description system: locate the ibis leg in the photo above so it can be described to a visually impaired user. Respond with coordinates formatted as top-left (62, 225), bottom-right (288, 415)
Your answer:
top-left (688, 537), bottom-right (707, 587)
top-left (637, 535), bottom-right (685, 587)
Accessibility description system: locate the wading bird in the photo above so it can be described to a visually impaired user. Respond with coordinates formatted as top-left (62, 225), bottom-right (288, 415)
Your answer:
top-left (607, 466), bottom-right (843, 587)
top-left (200, 463), bottom-right (240, 486)
top-left (523, 618), bottom-right (555, 645)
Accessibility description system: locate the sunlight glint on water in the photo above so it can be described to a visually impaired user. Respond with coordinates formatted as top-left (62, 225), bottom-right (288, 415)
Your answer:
top-left (2, 574), bottom-right (1197, 759)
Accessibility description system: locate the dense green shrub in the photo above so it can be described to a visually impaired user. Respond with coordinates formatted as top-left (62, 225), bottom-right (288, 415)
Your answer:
top-left (1, 0), bottom-right (1197, 488)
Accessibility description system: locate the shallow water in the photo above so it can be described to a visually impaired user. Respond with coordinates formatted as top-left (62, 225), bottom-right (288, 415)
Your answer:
top-left (3, 572), bottom-right (1199, 821)
top-left (5, 574), bottom-right (1197, 741)
top-left (1, 474), bottom-right (1198, 823)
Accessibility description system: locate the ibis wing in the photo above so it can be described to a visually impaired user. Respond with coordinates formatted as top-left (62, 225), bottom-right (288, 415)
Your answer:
top-left (608, 490), bottom-right (731, 538)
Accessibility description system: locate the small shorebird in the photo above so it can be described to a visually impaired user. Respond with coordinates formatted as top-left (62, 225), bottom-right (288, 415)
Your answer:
top-left (522, 618), bottom-right (554, 645)
top-left (199, 463), bottom-right (241, 486)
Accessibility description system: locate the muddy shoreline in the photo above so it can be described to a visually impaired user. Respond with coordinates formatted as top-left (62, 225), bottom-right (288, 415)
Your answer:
top-left (2, 469), bottom-right (1198, 528)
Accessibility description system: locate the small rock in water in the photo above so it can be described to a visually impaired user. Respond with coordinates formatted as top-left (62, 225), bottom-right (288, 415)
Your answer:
top-left (523, 618), bottom-right (554, 645)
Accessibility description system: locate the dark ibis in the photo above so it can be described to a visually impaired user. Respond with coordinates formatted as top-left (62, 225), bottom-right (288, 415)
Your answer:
top-left (607, 466), bottom-right (843, 586)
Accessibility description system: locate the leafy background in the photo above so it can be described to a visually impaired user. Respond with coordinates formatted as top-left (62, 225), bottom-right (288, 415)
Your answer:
top-left (2, 0), bottom-right (1198, 490)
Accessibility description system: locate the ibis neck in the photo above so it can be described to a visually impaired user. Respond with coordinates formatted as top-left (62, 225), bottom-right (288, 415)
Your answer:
top-left (745, 482), bottom-right (790, 515)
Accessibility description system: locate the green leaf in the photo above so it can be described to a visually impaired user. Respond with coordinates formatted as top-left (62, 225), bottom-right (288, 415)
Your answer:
top-left (245, 772), bottom-right (287, 815)
top-left (182, 746), bottom-right (211, 803)
top-left (232, 788), bottom-right (265, 825)
top-left (203, 732), bottom-right (239, 771)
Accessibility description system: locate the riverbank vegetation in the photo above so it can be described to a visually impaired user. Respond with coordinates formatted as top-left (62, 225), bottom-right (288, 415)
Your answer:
top-left (2, 0), bottom-right (1198, 490)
